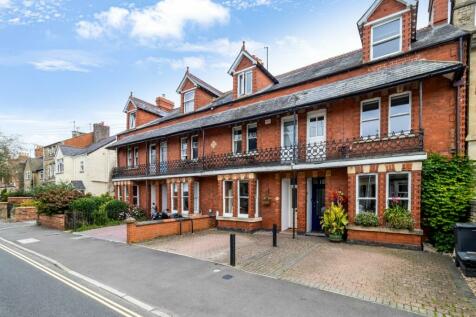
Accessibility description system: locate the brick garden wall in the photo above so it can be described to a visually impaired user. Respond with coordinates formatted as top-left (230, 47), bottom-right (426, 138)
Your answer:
top-left (0, 202), bottom-right (7, 220)
top-left (7, 197), bottom-right (33, 205)
top-left (37, 214), bottom-right (66, 231)
top-left (126, 215), bottom-right (216, 243)
top-left (14, 207), bottom-right (37, 222)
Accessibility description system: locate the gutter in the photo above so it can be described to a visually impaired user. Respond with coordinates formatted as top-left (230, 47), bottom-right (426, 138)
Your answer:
top-left (109, 63), bottom-right (464, 150)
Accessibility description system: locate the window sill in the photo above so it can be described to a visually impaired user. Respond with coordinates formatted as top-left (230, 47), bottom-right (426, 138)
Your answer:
top-left (355, 133), bottom-right (415, 144)
top-left (216, 216), bottom-right (262, 223)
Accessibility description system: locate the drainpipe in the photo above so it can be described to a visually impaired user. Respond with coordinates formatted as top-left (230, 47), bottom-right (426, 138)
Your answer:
top-left (455, 36), bottom-right (464, 155)
top-left (201, 128), bottom-right (205, 172)
top-left (419, 80), bottom-right (424, 148)
top-left (291, 96), bottom-right (299, 239)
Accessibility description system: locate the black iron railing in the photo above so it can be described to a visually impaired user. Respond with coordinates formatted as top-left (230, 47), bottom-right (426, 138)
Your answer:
top-left (112, 130), bottom-right (424, 179)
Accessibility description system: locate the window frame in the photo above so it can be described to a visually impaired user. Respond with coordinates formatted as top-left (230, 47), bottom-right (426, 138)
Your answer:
top-left (56, 158), bottom-right (64, 174)
top-left (171, 183), bottom-right (179, 213)
top-left (238, 180), bottom-right (249, 218)
top-left (356, 173), bottom-right (378, 215)
top-left (133, 146), bottom-right (139, 167)
top-left (360, 97), bottom-right (381, 138)
top-left (370, 16), bottom-right (402, 61)
top-left (191, 135), bottom-right (199, 161)
top-left (132, 185), bottom-right (139, 207)
top-left (386, 172), bottom-right (411, 211)
top-left (124, 186), bottom-right (129, 203)
top-left (246, 123), bottom-right (258, 153)
top-left (129, 111), bottom-right (137, 129)
top-left (117, 185), bottom-right (122, 201)
top-left (79, 160), bottom-right (84, 173)
top-left (237, 69), bottom-right (253, 97)
top-left (194, 182), bottom-right (200, 214)
top-left (127, 147), bottom-right (133, 168)
top-left (180, 137), bottom-right (188, 161)
top-left (183, 89), bottom-right (195, 113)
top-left (281, 115), bottom-right (298, 147)
top-left (388, 91), bottom-right (412, 135)
top-left (223, 181), bottom-right (234, 217)
top-left (181, 182), bottom-right (189, 215)
top-left (232, 126), bottom-right (243, 155)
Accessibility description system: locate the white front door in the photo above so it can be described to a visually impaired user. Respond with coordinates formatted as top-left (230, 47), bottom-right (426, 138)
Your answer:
top-left (307, 110), bottom-right (326, 161)
top-left (161, 184), bottom-right (168, 212)
top-left (150, 185), bottom-right (157, 210)
top-left (281, 178), bottom-right (293, 231)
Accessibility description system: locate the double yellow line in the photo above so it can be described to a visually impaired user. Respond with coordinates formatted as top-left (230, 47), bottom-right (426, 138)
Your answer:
top-left (0, 242), bottom-right (143, 317)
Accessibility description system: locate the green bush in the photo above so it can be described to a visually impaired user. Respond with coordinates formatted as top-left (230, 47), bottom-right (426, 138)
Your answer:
top-left (422, 154), bottom-right (475, 252)
top-left (70, 197), bottom-right (102, 216)
top-left (102, 200), bottom-right (128, 220)
top-left (321, 203), bottom-right (348, 235)
top-left (92, 208), bottom-right (108, 226)
top-left (118, 205), bottom-right (147, 221)
top-left (35, 184), bottom-right (83, 215)
top-left (1, 189), bottom-right (7, 202)
top-left (384, 204), bottom-right (414, 231)
top-left (355, 212), bottom-right (379, 227)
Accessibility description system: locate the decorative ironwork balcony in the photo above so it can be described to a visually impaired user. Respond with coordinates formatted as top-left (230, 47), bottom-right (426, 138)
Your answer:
top-left (112, 130), bottom-right (424, 179)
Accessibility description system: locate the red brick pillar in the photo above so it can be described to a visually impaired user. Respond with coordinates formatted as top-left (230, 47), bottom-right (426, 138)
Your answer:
top-left (347, 168), bottom-right (356, 224)
top-left (412, 170), bottom-right (422, 229)
top-left (232, 179), bottom-right (238, 217)
top-left (248, 178), bottom-right (256, 218)
top-left (297, 172), bottom-right (306, 233)
top-left (217, 177), bottom-right (223, 216)
top-left (125, 218), bottom-right (136, 244)
top-left (188, 179), bottom-right (194, 214)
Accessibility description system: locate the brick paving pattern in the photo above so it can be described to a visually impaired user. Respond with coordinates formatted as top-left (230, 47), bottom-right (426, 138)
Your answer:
top-left (142, 229), bottom-right (476, 316)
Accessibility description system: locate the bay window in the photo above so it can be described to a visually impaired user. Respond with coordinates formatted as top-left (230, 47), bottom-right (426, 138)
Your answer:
top-left (387, 173), bottom-right (410, 210)
top-left (389, 93), bottom-right (411, 134)
top-left (357, 174), bottom-right (377, 214)
top-left (223, 181), bottom-right (233, 216)
top-left (361, 99), bottom-right (380, 138)
top-left (182, 183), bottom-right (189, 214)
top-left (239, 181), bottom-right (249, 218)
top-left (371, 17), bottom-right (401, 60)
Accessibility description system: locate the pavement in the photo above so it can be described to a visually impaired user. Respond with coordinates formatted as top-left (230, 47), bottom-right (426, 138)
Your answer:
top-left (0, 221), bottom-right (416, 317)
top-left (142, 229), bottom-right (476, 317)
top-left (79, 224), bottom-right (127, 243)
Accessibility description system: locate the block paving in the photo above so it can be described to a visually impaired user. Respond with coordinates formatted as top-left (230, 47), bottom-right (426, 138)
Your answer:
top-left (142, 229), bottom-right (476, 317)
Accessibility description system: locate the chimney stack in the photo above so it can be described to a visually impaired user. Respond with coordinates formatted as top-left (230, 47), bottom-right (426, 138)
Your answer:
top-left (429, 0), bottom-right (450, 26)
top-left (155, 95), bottom-right (175, 113)
top-left (93, 122), bottom-right (110, 143)
top-left (34, 146), bottom-right (43, 158)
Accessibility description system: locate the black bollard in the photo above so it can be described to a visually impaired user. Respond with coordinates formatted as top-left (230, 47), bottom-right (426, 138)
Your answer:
top-left (230, 234), bottom-right (236, 266)
top-left (273, 224), bottom-right (277, 247)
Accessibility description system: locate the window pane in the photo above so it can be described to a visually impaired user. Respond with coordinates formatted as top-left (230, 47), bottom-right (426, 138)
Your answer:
top-left (373, 37), bottom-right (400, 58)
top-left (358, 175), bottom-right (376, 198)
top-left (317, 116), bottom-right (324, 136)
top-left (239, 181), bottom-right (249, 215)
top-left (388, 174), bottom-right (409, 198)
top-left (373, 19), bottom-right (400, 43)
top-left (390, 95), bottom-right (410, 116)
top-left (361, 120), bottom-right (380, 137)
top-left (362, 101), bottom-right (379, 120)
top-left (358, 199), bottom-right (377, 214)
top-left (245, 71), bottom-right (252, 94)
top-left (224, 181), bottom-right (233, 214)
top-left (283, 121), bottom-right (295, 146)
top-left (390, 115), bottom-right (410, 133)
top-left (248, 125), bottom-right (257, 151)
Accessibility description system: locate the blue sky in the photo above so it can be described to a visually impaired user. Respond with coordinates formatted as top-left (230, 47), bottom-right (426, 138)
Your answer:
top-left (0, 0), bottom-right (430, 154)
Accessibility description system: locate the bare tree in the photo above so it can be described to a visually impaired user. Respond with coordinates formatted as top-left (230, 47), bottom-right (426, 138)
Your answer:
top-left (0, 132), bottom-right (23, 188)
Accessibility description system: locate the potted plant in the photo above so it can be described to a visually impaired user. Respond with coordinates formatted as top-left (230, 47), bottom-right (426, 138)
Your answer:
top-left (321, 203), bottom-right (348, 242)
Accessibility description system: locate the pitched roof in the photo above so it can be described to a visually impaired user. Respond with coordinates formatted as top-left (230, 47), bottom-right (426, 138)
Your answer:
top-left (176, 71), bottom-right (223, 97)
top-left (357, 0), bottom-right (417, 26)
top-left (60, 136), bottom-right (116, 156)
top-left (227, 47), bottom-right (278, 83)
top-left (25, 157), bottom-right (43, 172)
top-left (110, 60), bottom-right (462, 149)
top-left (123, 96), bottom-right (169, 117)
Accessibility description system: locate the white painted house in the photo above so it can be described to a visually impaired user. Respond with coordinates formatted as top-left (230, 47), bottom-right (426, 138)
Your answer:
top-left (55, 136), bottom-right (117, 195)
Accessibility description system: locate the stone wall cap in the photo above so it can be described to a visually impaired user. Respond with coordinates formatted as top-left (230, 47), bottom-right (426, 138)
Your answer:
top-left (216, 216), bottom-right (263, 223)
top-left (125, 217), bottom-right (136, 224)
top-left (347, 225), bottom-right (423, 235)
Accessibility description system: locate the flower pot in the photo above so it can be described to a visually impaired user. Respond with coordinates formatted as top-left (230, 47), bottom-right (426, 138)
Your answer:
top-left (328, 232), bottom-right (343, 242)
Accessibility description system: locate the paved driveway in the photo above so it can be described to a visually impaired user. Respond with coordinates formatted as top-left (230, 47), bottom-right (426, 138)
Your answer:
top-left (142, 230), bottom-right (476, 317)
top-left (78, 225), bottom-right (126, 243)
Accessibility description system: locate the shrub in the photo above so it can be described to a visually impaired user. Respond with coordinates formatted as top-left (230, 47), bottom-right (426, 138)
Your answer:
top-left (102, 200), bottom-right (128, 220)
top-left (70, 197), bottom-right (102, 216)
top-left (118, 205), bottom-right (147, 221)
top-left (422, 154), bottom-right (475, 252)
top-left (384, 204), bottom-right (414, 231)
top-left (355, 212), bottom-right (379, 227)
top-left (92, 208), bottom-right (108, 226)
top-left (0, 189), bottom-right (7, 202)
top-left (35, 184), bottom-right (83, 215)
top-left (321, 203), bottom-right (348, 235)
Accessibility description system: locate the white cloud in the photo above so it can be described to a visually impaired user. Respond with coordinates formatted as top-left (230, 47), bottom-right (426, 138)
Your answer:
top-left (0, 0), bottom-right (64, 24)
top-left (27, 50), bottom-right (102, 72)
top-left (222, 0), bottom-right (272, 10)
top-left (0, 0), bottom-right (11, 8)
top-left (140, 56), bottom-right (206, 70)
top-left (76, 0), bottom-right (229, 42)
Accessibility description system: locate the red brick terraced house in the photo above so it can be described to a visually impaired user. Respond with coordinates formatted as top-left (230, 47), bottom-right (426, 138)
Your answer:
top-left (109, 0), bottom-right (470, 249)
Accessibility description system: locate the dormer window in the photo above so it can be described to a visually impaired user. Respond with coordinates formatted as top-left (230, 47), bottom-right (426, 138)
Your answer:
top-left (184, 90), bottom-right (195, 113)
top-left (129, 112), bottom-right (136, 129)
top-left (238, 70), bottom-right (252, 97)
top-left (371, 17), bottom-right (402, 60)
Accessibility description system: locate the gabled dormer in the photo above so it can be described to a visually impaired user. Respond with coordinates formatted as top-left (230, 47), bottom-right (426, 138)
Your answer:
top-left (358, 0), bottom-right (418, 63)
top-left (228, 42), bottom-right (278, 99)
top-left (123, 93), bottom-right (171, 129)
top-left (176, 68), bottom-right (223, 113)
